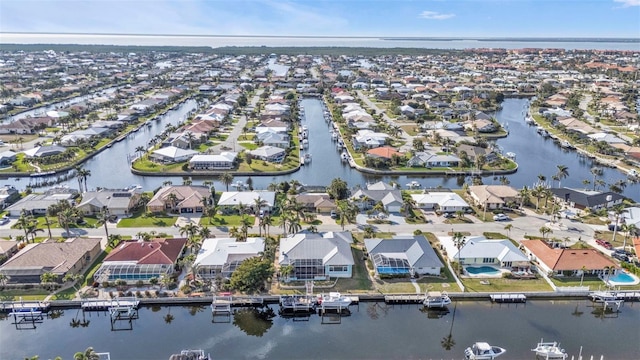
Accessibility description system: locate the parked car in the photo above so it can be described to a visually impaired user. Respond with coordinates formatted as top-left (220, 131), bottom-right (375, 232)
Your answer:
top-left (612, 252), bottom-right (630, 262)
top-left (602, 241), bottom-right (613, 250)
top-left (330, 210), bottom-right (337, 219)
top-left (443, 212), bottom-right (454, 219)
top-left (493, 213), bottom-right (510, 221)
top-left (0, 217), bottom-right (9, 225)
top-left (608, 223), bottom-right (623, 231)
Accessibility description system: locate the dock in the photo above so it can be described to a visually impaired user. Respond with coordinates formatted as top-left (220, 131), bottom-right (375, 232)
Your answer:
top-left (384, 294), bottom-right (424, 304)
top-left (0, 300), bottom-right (50, 313)
top-left (82, 297), bottom-right (140, 311)
top-left (490, 294), bottom-right (527, 303)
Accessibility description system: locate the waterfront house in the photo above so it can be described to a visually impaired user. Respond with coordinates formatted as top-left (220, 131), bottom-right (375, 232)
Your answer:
top-left (5, 191), bottom-right (76, 216)
top-left (278, 231), bottom-right (354, 281)
top-left (0, 237), bottom-right (101, 284)
top-left (352, 130), bottom-right (389, 150)
top-left (351, 187), bottom-right (403, 213)
top-left (256, 132), bottom-right (290, 149)
top-left (189, 152), bottom-right (238, 170)
top-left (193, 237), bottom-right (264, 280)
top-left (452, 237), bottom-right (530, 270)
top-left (366, 146), bottom-right (402, 161)
top-left (75, 189), bottom-right (141, 216)
top-left (0, 185), bottom-right (20, 209)
top-left (149, 146), bottom-right (198, 164)
top-left (217, 191), bottom-right (275, 214)
top-left (521, 239), bottom-right (619, 277)
top-left (468, 185), bottom-right (520, 210)
top-left (0, 150), bottom-right (17, 165)
top-left (294, 193), bottom-right (337, 214)
top-left (407, 152), bottom-right (460, 168)
top-left (410, 191), bottom-right (470, 213)
top-left (249, 146), bottom-right (286, 163)
top-left (548, 188), bottom-right (624, 211)
top-left (457, 144), bottom-right (497, 163)
top-left (23, 145), bottom-right (66, 158)
top-left (364, 235), bottom-right (443, 276)
top-left (146, 185), bottom-right (211, 214)
top-left (0, 240), bottom-right (20, 263)
top-left (93, 238), bottom-right (187, 283)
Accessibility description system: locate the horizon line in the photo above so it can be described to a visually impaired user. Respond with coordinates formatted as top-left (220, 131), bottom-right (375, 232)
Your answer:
top-left (2, 32), bottom-right (639, 41)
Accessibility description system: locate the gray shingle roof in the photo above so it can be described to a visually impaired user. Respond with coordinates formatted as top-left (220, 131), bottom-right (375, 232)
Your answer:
top-left (365, 235), bottom-right (443, 269)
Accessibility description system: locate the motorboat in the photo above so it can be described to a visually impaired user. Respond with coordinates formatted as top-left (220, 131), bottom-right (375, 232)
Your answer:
top-left (627, 169), bottom-right (639, 178)
top-left (559, 141), bottom-right (575, 150)
top-left (302, 139), bottom-right (309, 148)
top-left (230, 181), bottom-right (249, 189)
top-left (317, 292), bottom-right (352, 307)
top-left (300, 156), bottom-right (305, 165)
top-left (531, 339), bottom-right (567, 359)
top-left (505, 152), bottom-right (516, 160)
top-left (169, 349), bottom-right (211, 360)
top-left (280, 295), bottom-right (315, 310)
top-left (341, 152), bottom-right (349, 162)
top-left (304, 153), bottom-right (312, 163)
top-left (406, 180), bottom-right (421, 189)
top-left (464, 342), bottom-right (506, 360)
top-left (423, 291), bottom-right (451, 308)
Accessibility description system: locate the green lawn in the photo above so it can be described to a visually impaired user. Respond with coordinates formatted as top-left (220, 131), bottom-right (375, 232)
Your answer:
top-left (117, 214), bottom-right (176, 227)
top-left (200, 215), bottom-right (256, 227)
top-left (0, 289), bottom-right (50, 301)
top-left (239, 142), bottom-right (259, 150)
top-left (550, 276), bottom-right (610, 290)
top-left (462, 277), bottom-right (553, 292)
top-left (330, 247), bottom-right (374, 293)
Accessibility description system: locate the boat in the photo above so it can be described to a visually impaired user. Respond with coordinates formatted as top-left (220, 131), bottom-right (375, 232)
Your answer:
top-left (169, 349), bottom-right (211, 360)
top-left (559, 141), bottom-right (574, 150)
top-left (531, 339), bottom-right (567, 359)
top-left (464, 342), bottom-right (506, 360)
top-left (341, 152), bottom-right (349, 162)
top-left (423, 291), bottom-right (451, 308)
top-left (304, 153), bottom-right (312, 163)
top-left (405, 180), bottom-right (421, 189)
top-left (300, 156), bottom-right (305, 165)
top-left (302, 139), bottom-right (309, 148)
top-left (627, 169), bottom-right (639, 178)
top-left (505, 152), bottom-right (516, 160)
top-left (317, 292), bottom-right (352, 307)
top-left (279, 295), bottom-right (315, 310)
top-left (230, 181), bottom-right (249, 189)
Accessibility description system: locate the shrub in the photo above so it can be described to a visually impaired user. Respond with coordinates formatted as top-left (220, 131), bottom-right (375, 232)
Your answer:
top-left (167, 282), bottom-right (178, 290)
top-left (135, 280), bottom-right (144, 288)
top-left (135, 290), bottom-right (142, 298)
top-left (145, 290), bottom-right (152, 297)
top-left (180, 284), bottom-right (192, 294)
top-left (413, 229), bottom-right (423, 235)
top-left (102, 281), bottom-right (111, 288)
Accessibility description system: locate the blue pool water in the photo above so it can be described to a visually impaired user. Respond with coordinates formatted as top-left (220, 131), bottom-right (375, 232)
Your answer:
top-left (466, 266), bottom-right (501, 275)
top-left (608, 271), bottom-right (636, 284)
top-left (377, 267), bottom-right (409, 274)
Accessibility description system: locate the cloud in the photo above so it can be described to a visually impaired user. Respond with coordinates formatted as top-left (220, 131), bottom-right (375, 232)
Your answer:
top-left (419, 10), bottom-right (455, 20)
top-left (613, 0), bottom-right (640, 6)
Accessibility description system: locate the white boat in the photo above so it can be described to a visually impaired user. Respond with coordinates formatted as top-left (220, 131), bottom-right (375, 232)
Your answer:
top-left (341, 152), bottom-right (349, 162)
top-left (317, 292), bottom-right (352, 307)
top-left (525, 116), bottom-right (534, 124)
top-left (423, 291), bottom-right (451, 308)
top-left (531, 339), bottom-right (567, 359)
top-left (300, 156), bottom-right (305, 165)
top-left (230, 181), bottom-right (249, 189)
top-left (302, 125), bottom-right (308, 131)
top-left (559, 141), bottom-right (575, 150)
top-left (464, 342), bottom-right (506, 360)
top-left (627, 169), bottom-right (639, 178)
top-left (169, 349), bottom-right (211, 360)
top-left (331, 131), bottom-right (338, 140)
top-left (405, 180), bottom-right (421, 189)
top-left (302, 139), bottom-right (309, 148)
top-left (304, 153), bottom-right (312, 163)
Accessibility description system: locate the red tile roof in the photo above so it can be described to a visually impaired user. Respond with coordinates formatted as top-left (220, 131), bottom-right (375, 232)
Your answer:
top-left (366, 146), bottom-right (401, 159)
top-left (522, 239), bottom-right (618, 271)
top-left (104, 238), bottom-right (187, 265)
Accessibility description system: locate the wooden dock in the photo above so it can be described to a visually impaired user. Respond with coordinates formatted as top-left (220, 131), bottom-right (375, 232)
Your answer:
top-left (614, 292), bottom-right (640, 301)
top-left (490, 294), bottom-right (527, 303)
top-left (384, 294), bottom-right (424, 304)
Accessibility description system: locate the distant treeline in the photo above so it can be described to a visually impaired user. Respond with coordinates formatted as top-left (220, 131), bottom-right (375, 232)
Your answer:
top-left (382, 37), bottom-right (640, 43)
top-left (0, 43), bottom-right (461, 56)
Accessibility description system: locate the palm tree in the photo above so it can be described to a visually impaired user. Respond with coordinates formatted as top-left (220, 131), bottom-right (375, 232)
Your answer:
top-left (337, 200), bottom-right (358, 231)
top-left (536, 174), bottom-right (547, 187)
top-left (239, 216), bottom-right (253, 241)
top-left (261, 214), bottom-right (273, 238)
top-left (96, 208), bottom-right (111, 238)
top-left (42, 217), bottom-right (54, 240)
top-left (441, 303), bottom-right (457, 351)
top-left (58, 207), bottom-right (78, 237)
top-left (253, 197), bottom-right (268, 216)
top-left (185, 131), bottom-right (196, 149)
top-left (76, 167), bottom-right (91, 192)
top-left (539, 226), bottom-right (552, 240)
top-left (199, 225), bottom-right (212, 240)
top-left (16, 210), bottom-right (34, 243)
top-left (590, 167), bottom-right (603, 190)
top-left (40, 272), bottom-right (58, 291)
top-left (504, 224), bottom-right (513, 238)
top-left (287, 216), bottom-right (302, 235)
top-left (555, 165), bottom-right (569, 188)
top-left (220, 172), bottom-right (234, 191)
top-left (74, 347), bottom-right (100, 360)
top-left (135, 146), bottom-right (146, 159)
top-left (180, 223), bottom-right (199, 248)
top-left (166, 193), bottom-right (179, 213)
top-left (611, 205), bottom-right (625, 245)
top-left (518, 186), bottom-right (530, 208)
top-left (452, 232), bottom-right (466, 275)
top-left (107, 234), bottom-right (122, 249)
top-left (622, 223), bottom-right (636, 252)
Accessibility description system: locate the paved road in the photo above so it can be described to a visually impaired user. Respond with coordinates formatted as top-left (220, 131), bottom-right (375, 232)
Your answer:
top-left (356, 90), bottom-right (413, 143)
top-left (206, 89), bottom-right (263, 154)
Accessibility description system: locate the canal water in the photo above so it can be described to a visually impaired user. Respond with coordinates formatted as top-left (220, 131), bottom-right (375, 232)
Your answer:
top-left (1, 300), bottom-right (638, 359)
top-left (4, 97), bottom-right (640, 202)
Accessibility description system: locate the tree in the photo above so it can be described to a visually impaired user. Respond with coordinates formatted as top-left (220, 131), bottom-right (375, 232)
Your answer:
top-left (40, 272), bottom-right (58, 291)
top-left (555, 165), bottom-right (569, 188)
top-left (327, 178), bottom-right (349, 200)
top-left (229, 257), bottom-right (274, 294)
top-left (73, 347), bottom-right (100, 360)
top-left (42, 216), bottom-right (54, 240)
top-left (95, 208), bottom-right (111, 238)
top-left (504, 224), bottom-right (513, 238)
top-left (220, 172), bottom-right (234, 191)
top-left (539, 226), bottom-right (552, 240)
top-left (0, 273), bottom-right (9, 286)
top-left (180, 223), bottom-right (199, 248)
top-left (336, 200), bottom-right (358, 231)
top-left (107, 234), bottom-right (122, 249)
top-left (452, 232), bottom-right (466, 275)
top-left (76, 167), bottom-right (91, 192)
top-left (590, 167), bottom-right (604, 191)
top-left (63, 273), bottom-right (83, 292)
top-left (16, 210), bottom-right (36, 243)
top-left (622, 223), bottom-right (636, 251)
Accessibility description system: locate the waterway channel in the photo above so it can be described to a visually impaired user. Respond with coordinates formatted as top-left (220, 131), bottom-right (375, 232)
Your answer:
top-left (3, 98), bottom-right (639, 202)
top-left (1, 300), bottom-right (638, 359)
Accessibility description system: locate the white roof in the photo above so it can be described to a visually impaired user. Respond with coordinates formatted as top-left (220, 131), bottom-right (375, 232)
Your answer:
top-left (190, 152), bottom-right (237, 163)
top-left (152, 146), bottom-right (198, 159)
top-left (278, 232), bottom-right (354, 266)
top-left (194, 237), bottom-right (264, 266)
top-left (217, 191), bottom-right (276, 207)
top-left (454, 237), bottom-right (528, 263)
top-left (411, 192), bottom-right (469, 207)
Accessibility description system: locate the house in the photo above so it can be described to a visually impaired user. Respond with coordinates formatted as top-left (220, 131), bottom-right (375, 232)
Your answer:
top-left (366, 146), bottom-right (402, 160)
top-left (0, 240), bottom-right (20, 263)
top-left (522, 239), bottom-right (619, 277)
top-left (364, 235), bottom-right (443, 276)
top-left (451, 237), bottom-right (530, 269)
top-left (147, 185), bottom-right (211, 214)
top-left (457, 144), bottom-right (497, 162)
top-left (193, 237), bottom-right (264, 279)
top-left (256, 132), bottom-right (290, 149)
top-left (23, 145), bottom-right (66, 158)
top-left (217, 191), bottom-right (276, 214)
top-left (150, 146), bottom-right (198, 164)
top-left (468, 185), bottom-right (520, 210)
top-left (407, 152), bottom-right (460, 168)
top-left (5, 191), bottom-right (76, 216)
top-left (0, 185), bottom-right (20, 209)
top-left (352, 130), bottom-right (389, 150)
top-left (93, 238), bottom-right (187, 283)
top-left (549, 188), bottom-right (624, 211)
top-left (189, 152), bottom-right (238, 170)
top-left (279, 232), bottom-right (354, 281)
top-left (0, 150), bottom-right (17, 165)
top-left (249, 146), bottom-right (286, 163)
top-left (0, 237), bottom-right (102, 284)
top-left (411, 191), bottom-right (470, 213)
top-left (351, 187), bottom-right (403, 212)
top-left (75, 189), bottom-right (140, 216)
top-left (294, 194), bottom-right (337, 213)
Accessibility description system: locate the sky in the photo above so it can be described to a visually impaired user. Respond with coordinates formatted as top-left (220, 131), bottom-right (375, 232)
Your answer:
top-left (0, 0), bottom-right (639, 38)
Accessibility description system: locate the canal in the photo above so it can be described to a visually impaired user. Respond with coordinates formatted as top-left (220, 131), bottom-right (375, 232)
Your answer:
top-left (1, 300), bottom-right (638, 359)
top-left (4, 98), bottom-right (639, 202)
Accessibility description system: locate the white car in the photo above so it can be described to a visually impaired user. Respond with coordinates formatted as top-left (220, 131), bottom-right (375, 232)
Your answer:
top-left (493, 213), bottom-right (510, 221)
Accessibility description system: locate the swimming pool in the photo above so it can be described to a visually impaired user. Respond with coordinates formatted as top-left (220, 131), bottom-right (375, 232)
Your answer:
top-left (465, 266), bottom-right (501, 276)
top-left (607, 271), bottom-right (639, 285)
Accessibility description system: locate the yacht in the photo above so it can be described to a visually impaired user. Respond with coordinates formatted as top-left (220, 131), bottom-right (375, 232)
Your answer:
top-left (464, 342), bottom-right (506, 360)
top-left (531, 339), bottom-right (567, 359)
top-left (405, 181), bottom-right (421, 189)
top-left (559, 140), bottom-right (575, 150)
top-left (317, 292), bottom-right (352, 307)
top-left (423, 291), bottom-right (451, 308)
